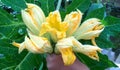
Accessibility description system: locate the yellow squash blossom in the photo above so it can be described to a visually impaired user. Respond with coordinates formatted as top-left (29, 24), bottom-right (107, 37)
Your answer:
top-left (13, 3), bottom-right (52, 54)
top-left (73, 18), bottom-right (104, 46)
top-left (13, 3), bottom-right (104, 66)
top-left (55, 37), bottom-right (101, 65)
top-left (54, 15), bottom-right (104, 65)
top-left (64, 9), bottom-right (82, 37)
top-left (13, 33), bottom-right (52, 54)
top-left (21, 3), bottom-right (45, 35)
top-left (39, 11), bottom-right (69, 42)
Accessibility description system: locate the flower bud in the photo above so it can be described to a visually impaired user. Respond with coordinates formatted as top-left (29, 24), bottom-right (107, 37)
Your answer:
top-left (74, 45), bottom-right (101, 61)
top-left (74, 18), bottom-right (104, 40)
top-left (64, 10), bottom-right (83, 36)
top-left (28, 33), bottom-right (53, 53)
top-left (12, 33), bottom-right (52, 53)
top-left (21, 3), bottom-right (45, 35)
top-left (72, 37), bottom-right (101, 60)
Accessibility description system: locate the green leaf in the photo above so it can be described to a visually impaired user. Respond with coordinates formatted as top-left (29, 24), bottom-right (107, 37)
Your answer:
top-left (25, 0), bottom-right (34, 3)
top-left (60, 0), bottom-right (90, 18)
top-left (76, 52), bottom-right (117, 70)
top-left (96, 16), bottom-right (120, 48)
top-left (39, 60), bottom-right (48, 70)
top-left (35, 0), bottom-right (55, 16)
top-left (1, 0), bottom-right (27, 12)
top-left (96, 27), bottom-right (114, 48)
top-left (96, 15), bottom-right (120, 48)
top-left (39, 62), bottom-right (44, 70)
top-left (96, 24), bottom-right (120, 48)
top-left (85, 7), bottom-right (105, 20)
top-left (87, 3), bottom-right (103, 14)
top-left (1, 66), bottom-right (16, 70)
top-left (105, 24), bottom-right (120, 36)
top-left (0, 8), bottom-right (13, 25)
top-left (0, 6), bottom-right (27, 69)
top-left (103, 16), bottom-right (120, 25)
top-left (0, 39), bottom-right (27, 69)
top-left (0, 22), bottom-right (26, 42)
top-left (77, 0), bottom-right (91, 12)
top-left (0, 9), bottom-right (26, 41)
top-left (15, 53), bottom-right (47, 70)
top-left (66, 0), bottom-right (90, 13)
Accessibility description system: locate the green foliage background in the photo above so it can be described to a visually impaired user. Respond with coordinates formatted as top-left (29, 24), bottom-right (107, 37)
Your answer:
top-left (0, 0), bottom-right (120, 70)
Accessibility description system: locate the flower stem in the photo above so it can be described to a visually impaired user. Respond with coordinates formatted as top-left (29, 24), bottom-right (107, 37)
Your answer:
top-left (56, 0), bottom-right (62, 10)
top-left (91, 38), bottom-right (97, 46)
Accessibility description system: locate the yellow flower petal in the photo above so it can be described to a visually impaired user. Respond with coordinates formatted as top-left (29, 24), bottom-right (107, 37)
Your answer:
top-left (55, 37), bottom-right (74, 53)
top-left (64, 10), bottom-right (83, 36)
top-left (13, 33), bottom-right (53, 54)
top-left (46, 11), bottom-right (69, 33)
top-left (40, 11), bottom-right (69, 42)
top-left (12, 42), bottom-right (26, 53)
top-left (55, 37), bottom-right (76, 65)
top-left (76, 29), bottom-right (104, 40)
top-left (39, 22), bottom-right (51, 36)
top-left (56, 37), bottom-right (101, 60)
top-left (25, 36), bottom-right (41, 53)
top-left (27, 3), bottom-right (45, 27)
top-left (59, 47), bottom-right (76, 66)
top-left (72, 38), bottom-right (101, 60)
top-left (21, 10), bottom-right (39, 35)
top-left (13, 36), bottom-right (40, 53)
top-left (49, 29), bottom-right (66, 42)
top-left (46, 11), bottom-right (61, 30)
top-left (28, 33), bottom-right (53, 53)
top-left (40, 23), bottom-right (67, 42)
top-left (80, 45), bottom-right (101, 60)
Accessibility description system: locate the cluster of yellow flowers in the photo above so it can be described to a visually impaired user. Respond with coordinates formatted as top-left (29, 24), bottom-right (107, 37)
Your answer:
top-left (13, 3), bottom-right (104, 65)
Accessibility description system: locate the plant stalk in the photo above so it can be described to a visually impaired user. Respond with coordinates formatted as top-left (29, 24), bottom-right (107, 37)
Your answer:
top-left (56, 0), bottom-right (62, 10)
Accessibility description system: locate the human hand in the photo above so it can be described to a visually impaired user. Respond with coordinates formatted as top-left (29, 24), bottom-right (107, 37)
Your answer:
top-left (46, 54), bottom-right (89, 70)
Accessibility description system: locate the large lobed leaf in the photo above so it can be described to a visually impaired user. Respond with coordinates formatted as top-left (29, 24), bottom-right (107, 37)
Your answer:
top-left (96, 16), bottom-right (120, 48)
top-left (35, 0), bottom-right (55, 16)
top-left (87, 3), bottom-right (103, 14)
top-left (0, 8), bottom-right (13, 25)
top-left (1, 0), bottom-right (27, 12)
top-left (25, 0), bottom-right (34, 3)
top-left (15, 53), bottom-right (47, 70)
top-left (0, 5), bottom-right (27, 69)
top-left (60, 0), bottom-right (91, 18)
top-left (85, 7), bottom-right (105, 20)
top-left (76, 52), bottom-right (117, 70)
top-left (103, 16), bottom-right (120, 25)
top-left (0, 39), bottom-right (27, 69)
top-left (66, 0), bottom-right (91, 13)
top-left (96, 24), bottom-right (120, 48)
